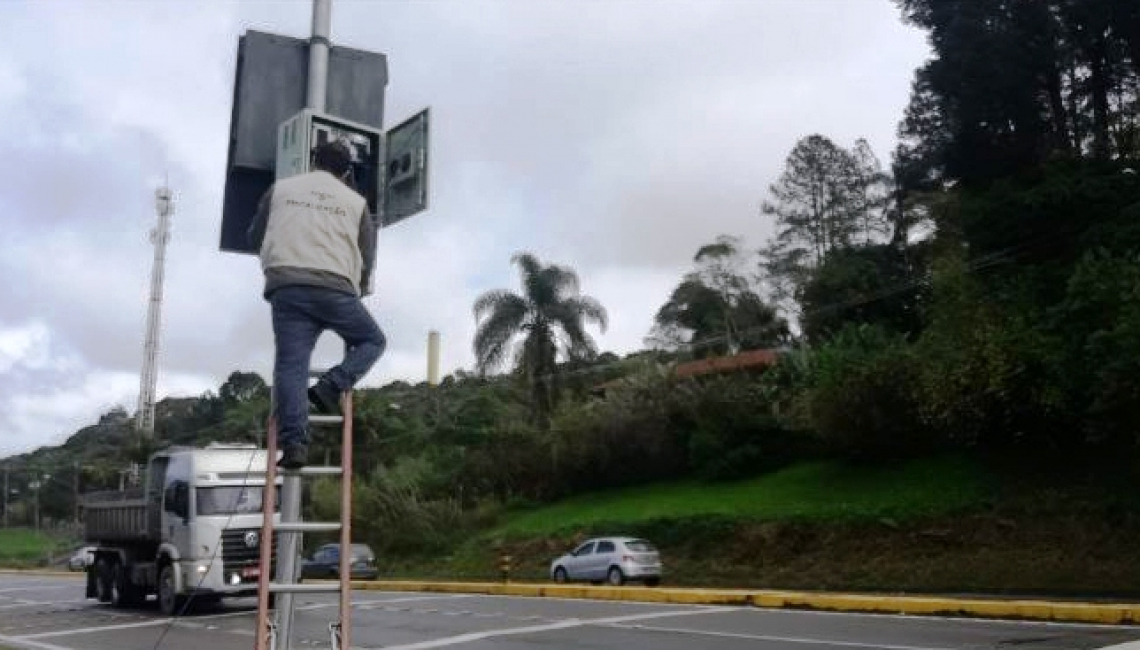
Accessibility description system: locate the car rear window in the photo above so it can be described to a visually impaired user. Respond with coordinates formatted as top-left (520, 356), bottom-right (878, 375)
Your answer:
top-left (624, 540), bottom-right (656, 552)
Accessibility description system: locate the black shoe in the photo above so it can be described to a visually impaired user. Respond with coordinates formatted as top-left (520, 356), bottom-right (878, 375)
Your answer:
top-left (278, 444), bottom-right (308, 470)
top-left (308, 379), bottom-right (341, 415)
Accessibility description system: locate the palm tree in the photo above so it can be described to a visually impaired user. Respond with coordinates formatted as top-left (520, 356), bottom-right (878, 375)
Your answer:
top-left (473, 252), bottom-right (608, 420)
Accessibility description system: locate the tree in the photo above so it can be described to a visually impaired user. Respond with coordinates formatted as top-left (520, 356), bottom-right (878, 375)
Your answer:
top-left (472, 252), bottom-right (608, 422)
top-left (894, 0), bottom-right (1140, 185)
top-left (799, 243), bottom-right (928, 342)
top-left (649, 236), bottom-right (788, 355)
top-left (219, 371), bottom-right (268, 405)
top-left (761, 135), bottom-right (895, 316)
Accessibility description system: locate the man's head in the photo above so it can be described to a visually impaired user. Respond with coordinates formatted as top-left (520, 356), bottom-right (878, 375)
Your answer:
top-left (312, 141), bottom-right (354, 179)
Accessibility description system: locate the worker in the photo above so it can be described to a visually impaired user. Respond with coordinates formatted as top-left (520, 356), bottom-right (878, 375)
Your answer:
top-left (247, 140), bottom-right (386, 469)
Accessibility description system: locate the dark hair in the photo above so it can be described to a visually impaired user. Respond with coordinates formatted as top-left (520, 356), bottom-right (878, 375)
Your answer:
top-left (312, 141), bottom-right (353, 177)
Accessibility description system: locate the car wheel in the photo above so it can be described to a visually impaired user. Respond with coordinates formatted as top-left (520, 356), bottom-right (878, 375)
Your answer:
top-left (553, 567), bottom-right (568, 584)
top-left (606, 566), bottom-right (624, 586)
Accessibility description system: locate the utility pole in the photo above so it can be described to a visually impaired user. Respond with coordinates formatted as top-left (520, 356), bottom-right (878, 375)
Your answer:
top-left (2, 466), bottom-right (8, 528)
top-left (136, 184), bottom-right (175, 434)
top-left (30, 477), bottom-right (40, 532)
top-left (73, 462), bottom-right (80, 526)
top-left (276, 3), bottom-right (332, 647)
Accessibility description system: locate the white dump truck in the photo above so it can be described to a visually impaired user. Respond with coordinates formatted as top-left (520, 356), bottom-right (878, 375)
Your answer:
top-left (82, 443), bottom-right (280, 614)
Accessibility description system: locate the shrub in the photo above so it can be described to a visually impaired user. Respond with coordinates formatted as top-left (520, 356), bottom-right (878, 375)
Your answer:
top-left (805, 324), bottom-right (928, 461)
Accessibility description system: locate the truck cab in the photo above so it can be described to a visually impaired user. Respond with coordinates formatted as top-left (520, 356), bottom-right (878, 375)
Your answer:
top-left (84, 443), bottom-right (281, 614)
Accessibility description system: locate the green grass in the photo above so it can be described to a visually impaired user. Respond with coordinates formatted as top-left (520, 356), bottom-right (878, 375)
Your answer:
top-left (496, 456), bottom-right (992, 537)
top-left (0, 528), bottom-right (73, 566)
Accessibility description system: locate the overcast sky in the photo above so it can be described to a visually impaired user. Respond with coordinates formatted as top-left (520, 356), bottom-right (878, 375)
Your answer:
top-left (0, 0), bottom-right (929, 457)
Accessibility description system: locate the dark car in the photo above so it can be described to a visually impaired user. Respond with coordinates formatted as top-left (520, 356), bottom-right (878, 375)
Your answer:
top-left (299, 543), bottom-right (379, 580)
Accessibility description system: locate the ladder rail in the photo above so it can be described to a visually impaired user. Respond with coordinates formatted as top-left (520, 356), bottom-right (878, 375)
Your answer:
top-left (254, 416), bottom-right (279, 650)
top-left (337, 393), bottom-right (354, 650)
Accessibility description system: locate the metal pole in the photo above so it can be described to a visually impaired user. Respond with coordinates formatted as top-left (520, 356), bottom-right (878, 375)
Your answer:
top-left (277, 3), bottom-right (332, 647)
top-left (306, 0), bottom-right (332, 112)
top-left (73, 462), bottom-right (80, 526)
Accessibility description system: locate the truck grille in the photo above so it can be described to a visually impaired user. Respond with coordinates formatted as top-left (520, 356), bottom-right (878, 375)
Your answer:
top-left (221, 528), bottom-right (277, 583)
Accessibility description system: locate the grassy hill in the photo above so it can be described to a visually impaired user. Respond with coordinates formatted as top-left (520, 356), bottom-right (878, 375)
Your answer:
top-left (0, 528), bottom-right (76, 568)
top-left (496, 456), bottom-right (991, 537)
top-left (378, 455), bottom-right (1140, 598)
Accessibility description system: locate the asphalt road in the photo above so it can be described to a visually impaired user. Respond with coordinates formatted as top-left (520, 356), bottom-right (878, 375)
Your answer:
top-left (2, 574), bottom-right (1140, 650)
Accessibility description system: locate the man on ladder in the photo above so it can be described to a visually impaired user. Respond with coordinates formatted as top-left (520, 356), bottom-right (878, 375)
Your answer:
top-left (248, 139), bottom-right (386, 469)
top-left (247, 139), bottom-right (383, 650)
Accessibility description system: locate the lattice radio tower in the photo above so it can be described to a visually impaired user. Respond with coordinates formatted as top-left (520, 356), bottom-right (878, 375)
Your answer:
top-left (136, 184), bottom-right (174, 434)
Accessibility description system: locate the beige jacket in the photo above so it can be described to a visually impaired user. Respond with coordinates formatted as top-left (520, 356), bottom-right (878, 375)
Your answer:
top-left (248, 171), bottom-right (376, 298)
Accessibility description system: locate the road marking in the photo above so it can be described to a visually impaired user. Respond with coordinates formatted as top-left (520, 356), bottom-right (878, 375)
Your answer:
top-left (610, 622), bottom-right (958, 650)
top-left (0, 634), bottom-right (76, 650)
top-left (0, 599), bottom-right (87, 610)
top-left (0, 586), bottom-right (75, 594)
top-left (377, 606), bottom-right (728, 649)
top-left (9, 609), bottom-right (252, 639)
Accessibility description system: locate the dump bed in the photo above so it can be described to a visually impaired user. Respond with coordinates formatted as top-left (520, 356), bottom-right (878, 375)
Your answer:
top-left (82, 488), bottom-right (153, 543)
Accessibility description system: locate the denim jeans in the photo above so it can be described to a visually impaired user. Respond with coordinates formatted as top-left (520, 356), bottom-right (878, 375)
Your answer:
top-left (270, 285), bottom-right (386, 448)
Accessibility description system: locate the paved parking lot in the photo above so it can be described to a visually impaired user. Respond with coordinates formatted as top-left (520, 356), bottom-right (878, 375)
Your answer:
top-left (1, 574), bottom-right (1139, 650)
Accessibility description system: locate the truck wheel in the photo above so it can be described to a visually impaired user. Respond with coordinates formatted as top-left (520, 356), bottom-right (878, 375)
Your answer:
top-left (158, 565), bottom-right (186, 616)
top-left (111, 565), bottom-right (142, 608)
top-left (94, 559), bottom-right (113, 603)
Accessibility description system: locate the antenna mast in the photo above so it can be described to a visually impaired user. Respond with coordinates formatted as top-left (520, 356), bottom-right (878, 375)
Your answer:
top-left (136, 183), bottom-right (174, 434)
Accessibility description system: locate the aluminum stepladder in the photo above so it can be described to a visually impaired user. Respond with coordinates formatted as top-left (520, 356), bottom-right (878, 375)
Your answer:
top-left (255, 369), bottom-right (355, 650)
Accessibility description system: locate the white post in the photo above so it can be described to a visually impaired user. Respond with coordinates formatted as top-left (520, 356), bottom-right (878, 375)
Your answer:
top-left (427, 331), bottom-right (441, 386)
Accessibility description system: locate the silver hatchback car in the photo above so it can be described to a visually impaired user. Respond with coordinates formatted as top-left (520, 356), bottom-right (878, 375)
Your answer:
top-left (549, 536), bottom-right (661, 586)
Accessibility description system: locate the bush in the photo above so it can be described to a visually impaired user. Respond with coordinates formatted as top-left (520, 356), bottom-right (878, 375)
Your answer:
top-left (680, 374), bottom-right (815, 480)
top-left (1054, 248), bottom-right (1140, 452)
top-left (913, 257), bottom-right (1068, 452)
top-left (805, 324), bottom-right (929, 461)
top-left (547, 365), bottom-right (688, 496)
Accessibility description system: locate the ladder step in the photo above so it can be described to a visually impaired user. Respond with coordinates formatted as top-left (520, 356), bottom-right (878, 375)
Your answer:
top-left (308, 368), bottom-right (331, 378)
top-left (275, 522), bottom-right (342, 533)
top-left (268, 582), bottom-right (343, 594)
top-left (310, 414), bottom-right (344, 425)
top-left (282, 466), bottom-right (343, 477)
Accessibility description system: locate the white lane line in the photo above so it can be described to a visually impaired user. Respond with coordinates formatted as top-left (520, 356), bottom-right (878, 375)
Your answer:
top-left (0, 600), bottom-right (87, 610)
top-left (610, 623), bottom-right (958, 650)
top-left (0, 634), bottom-right (76, 650)
top-left (9, 609), bottom-right (252, 639)
top-left (0, 586), bottom-right (76, 594)
top-left (377, 606), bottom-right (728, 650)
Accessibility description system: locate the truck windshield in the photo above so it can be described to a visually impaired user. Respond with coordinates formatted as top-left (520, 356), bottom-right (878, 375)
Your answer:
top-left (196, 486), bottom-right (271, 516)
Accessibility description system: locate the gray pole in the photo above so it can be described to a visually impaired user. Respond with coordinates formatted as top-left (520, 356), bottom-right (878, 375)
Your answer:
top-left (277, 4), bottom-right (332, 647)
top-left (32, 481), bottom-right (39, 532)
top-left (306, 0), bottom-right (332, 112)
top-left (73, 462), bottom-right (80, 526)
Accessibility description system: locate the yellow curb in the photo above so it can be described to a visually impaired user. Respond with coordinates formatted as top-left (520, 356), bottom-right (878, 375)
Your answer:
top-left (351, 580), bottom-right (1140, 625)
